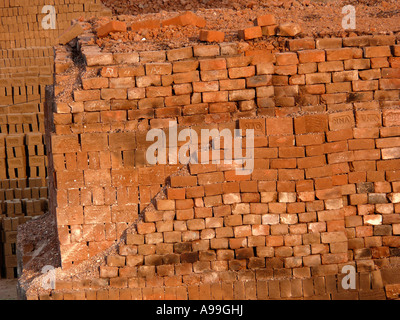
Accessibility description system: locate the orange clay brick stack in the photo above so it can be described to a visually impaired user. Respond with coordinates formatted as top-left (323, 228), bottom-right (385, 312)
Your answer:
top-left (15, 15), bottom-right (400, 300)
top-left (0, 0), bottom-right (111, 279)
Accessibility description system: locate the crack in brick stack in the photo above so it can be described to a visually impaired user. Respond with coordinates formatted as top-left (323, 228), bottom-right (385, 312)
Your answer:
top-left (17, 18), bottom-right (400, 300)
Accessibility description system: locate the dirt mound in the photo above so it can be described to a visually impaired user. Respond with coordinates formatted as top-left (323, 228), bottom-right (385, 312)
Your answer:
top-left (100, 0), bottom-right (400, 36)
top-left (89, 0), bottom-right (400, 53)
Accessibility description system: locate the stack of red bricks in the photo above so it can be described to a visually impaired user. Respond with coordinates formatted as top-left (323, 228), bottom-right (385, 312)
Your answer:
top-left (0, 111), bottom-right (50, 279)
top-left (0, 175), bottom-right (49, 278)
top-left (0, 0), bottom-right (120, 281)
top-left (1, 215), bottom-right (33, 278)
top-left (18, 22), bottom-right (400, 299)
top-left (0, 0), bottom-right (114, 279)
top-left (69, 33), bottom-right (399, 124)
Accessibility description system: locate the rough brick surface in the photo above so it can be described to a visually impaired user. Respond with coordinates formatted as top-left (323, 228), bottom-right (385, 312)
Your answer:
top-left (97, 21), bottom-right (127, 38)
top-left (17, 29), bottom-right (400, 301)
top-left (199, 30), bottom-right (225, 43)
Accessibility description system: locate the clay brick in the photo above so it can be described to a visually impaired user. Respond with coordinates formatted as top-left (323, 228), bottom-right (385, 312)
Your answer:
top-left (359, 69), bottom-right (381, 80)
top-left (74, 90), bottom-right (100, 102)
top-left (344, 59), bottom-right (370, 70)
top-left (192, 81), bottom-right (219, 93)
top-left (321, 253), bottom-right (347, 264)
top-left (136, 75), bottom-right (162, 88)
top-left (218, 79), bottom-right (245, 92)
top-left (171, 61), bottom-right (198, 74)
top-left (156, 199), bottom-right (175, 211)
top-left (162, 12), bottom-right (206, 28)
top-left (170, 176), bottom-right (197, 187)
top-left (332, 70), bottom-right (358, 82)
top-left (370, 57), bottom-right (390, 69)
top-left (326, 48), bottom-right (354, 61)
top-left (246, 75), bottom-right (272, 87)
top-left (254, 14), bottom-right (276, 26)
top-left (228, 66), bottom-right (255, 79)
top-left (199, 30), bottom-right (225, 43)
top-left (167, 47), bottom-right (193, 61)
top-left (193, 44), bottom-right (220, 57)
top-left (265, 235), bottom-right (284, 247)
top-left (108, 77), bottom-right (132, 88)
top-left (275, 52), bottom-right (299, 65)
top-left (316, 38), bottom-right (343, 49)
top-left (352, 80), bottom-right (378, 91)
top-left (119, 65), bottom-right (145, 77)
top-left (379, 79), bottom-right (400, 90)
top-left (97, 21), bottom-right (127, 38)
top-left (256, 63), bottom-right (275, 75)
top-left (328, 113), bottom-right (355, 132)
top-left (229, 89), bottom-right (255, 101)
top-left (298, 50), bottom-right (325, 63)
top-left (166, 188), bottom-right (185, 200)
top-left (101, 88), bottom-right (127, 100)
top-left (318, 61), bottom-right (344, 72)
top-left (239, 100), bottom-right (256, 112)
top-left (298, 63), bottom-right (317, 74)
top-left (238, 27), bottom-right (262, 40)
top-left (294, 114), bottom-right (328, 134)
top-left (182, 103), bottom-right (208, 115)
top-left (100, 266), bottom-right (118, 278)
top-left (363, 46), bottom-right (391, 58)
top-left (81, 77), bottom-right (109, 90)
top-left (288, 38), bottom-right (316, 51)
top-left (266, 117), bottom-right (293, 135)
top-left (305, 73), bottom-right (331, 84)
top-left (145, 63), bottom-right (172, 75)
top-left (326, 82), bottom-right (352, 93)
top-left (202, 91), bottom-right (228, 103)
top-left (200, 58), bottom-right (227, 71)
top-left (225, 58), bottom-right (251, 71)
top-left (278, 23), bottom-right (302, 37)
top-left (145, 86), bottom-right (172, 98)
top-left (274, 65), bottom-right (297, 75)
top-left (59, 23), bottom-right (84, 45)
top-left (127, 88), bottom-right (145, 100)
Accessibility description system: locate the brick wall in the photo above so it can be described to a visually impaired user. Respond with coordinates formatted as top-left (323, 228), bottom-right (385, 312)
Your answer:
top-left (19, 23), bottom-right (400, 299)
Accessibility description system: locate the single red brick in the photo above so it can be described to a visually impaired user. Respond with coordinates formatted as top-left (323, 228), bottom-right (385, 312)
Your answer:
top-left (364, 46), bottom-right (391, 58)
top-left (326, 48), bottom-right (354, 61)
top-left (137, 222), bottom-right (156, 234)
top-left (74, 90), bottom-right (100, 102)
top-left (266, 117), bottom-right (293, 135)
top-left (238, 26), bottom-right (262, 40)
top-left (254, 14), bottom-right (276, 26)
top-left (353, 80), bottom-right (379, 91)
top-left (380, 79), bottom-right (400, 90)
top-left (97, 21), bottom-right (127, 38)
top-left (200, 58), bottom-right (227, 71)
top-left (275, 52), bottom-right (299, 65)
top-left (58, 23), bottom-right (84, 45)
top-left (228, 66), bottom-right (255, 79)
top-left (265, 235), bottom-right (283, 247)
top-left (170, 176), bottom-right (197, 187)
top-left (277, 23), bottom-right (302, 37)
top-left (298, 50), bottom-right (325, 63)
top-left (162, 12), bottom-right (206, 28)
top-left (288, 38), bottom-right (316, 51)
top-left (199, 30), bottom-right (225, 43)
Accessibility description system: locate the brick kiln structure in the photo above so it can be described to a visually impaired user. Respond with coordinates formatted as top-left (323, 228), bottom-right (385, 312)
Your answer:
top-left (17, 15), bottom-right (400, 300)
